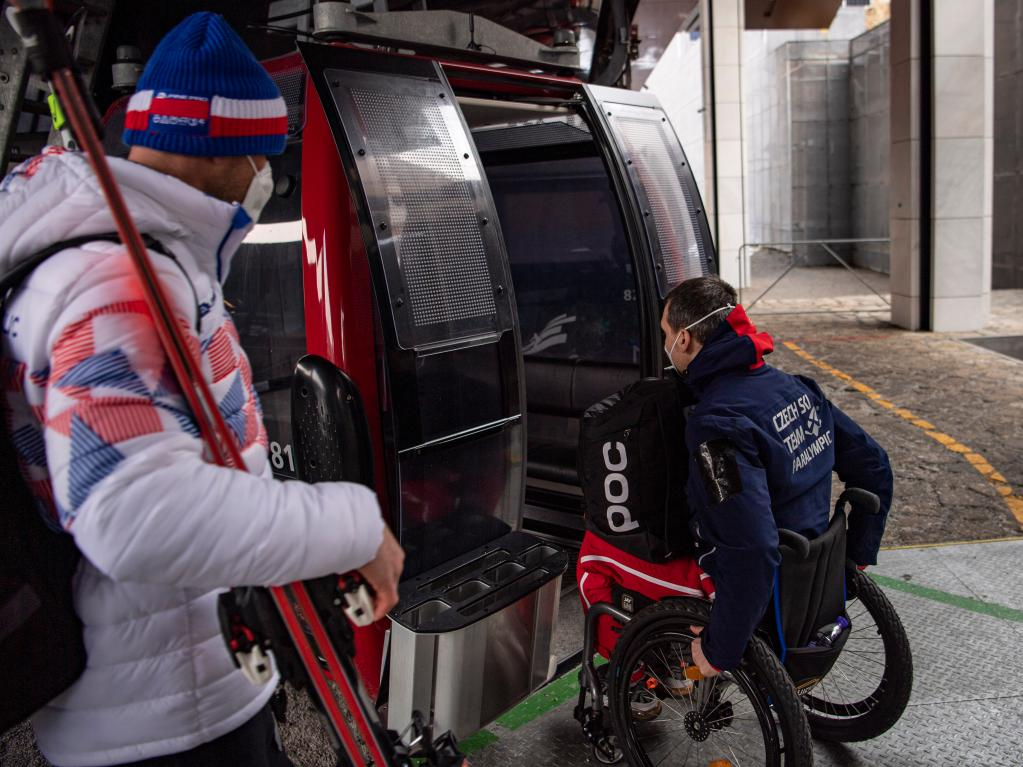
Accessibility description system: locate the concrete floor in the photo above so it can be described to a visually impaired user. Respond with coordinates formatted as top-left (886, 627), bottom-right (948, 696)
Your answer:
top-left (740, 249), bottom-right (892, 308)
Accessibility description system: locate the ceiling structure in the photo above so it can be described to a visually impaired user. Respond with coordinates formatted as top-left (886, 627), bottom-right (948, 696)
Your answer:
top-left (98, 0), bottom-right (846, 98)
top-left (384, 0), bottom-right (603, 48)
top-left (628, 0), bottom-right (697, 89)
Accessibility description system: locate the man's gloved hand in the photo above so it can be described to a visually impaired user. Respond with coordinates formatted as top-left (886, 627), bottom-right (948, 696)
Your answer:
top-left (358, 527), bottom-right (405, 621)
top-left (690, 625), bottom-right (721, 678)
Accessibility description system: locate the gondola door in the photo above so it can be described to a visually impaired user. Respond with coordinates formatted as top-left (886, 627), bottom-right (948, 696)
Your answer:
top-left (299, 42), bottom-right (525, 578)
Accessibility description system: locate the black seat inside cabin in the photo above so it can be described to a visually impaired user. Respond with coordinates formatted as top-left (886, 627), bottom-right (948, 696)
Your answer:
top-left (524, 358), bottom-right (640, 486)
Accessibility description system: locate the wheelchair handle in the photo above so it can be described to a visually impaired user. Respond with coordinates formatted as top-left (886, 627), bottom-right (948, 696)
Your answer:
top-left (777, 528), bottom-right (811, 560)
top-left (837, 488), bottom-right (881, 516)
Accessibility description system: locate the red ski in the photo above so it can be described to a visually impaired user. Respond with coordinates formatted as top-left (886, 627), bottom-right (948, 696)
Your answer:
top-left (7, 4), bottom-right (464, 764)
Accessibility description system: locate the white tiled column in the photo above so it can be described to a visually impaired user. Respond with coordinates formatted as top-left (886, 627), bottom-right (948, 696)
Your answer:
top-left (700, 0), bottom-right (748, 288)
top-left (889, 0), bottom-right (994, 331)
top-left (930, 0), bottom-right (993, 330)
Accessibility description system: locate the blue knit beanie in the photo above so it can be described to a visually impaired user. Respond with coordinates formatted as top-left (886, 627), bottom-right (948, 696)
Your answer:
top-left (123, 12), bottom-right (287, 157)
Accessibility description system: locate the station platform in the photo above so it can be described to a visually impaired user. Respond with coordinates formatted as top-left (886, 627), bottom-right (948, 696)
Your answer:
top-left (467, 537), bottom-right (1023, 767)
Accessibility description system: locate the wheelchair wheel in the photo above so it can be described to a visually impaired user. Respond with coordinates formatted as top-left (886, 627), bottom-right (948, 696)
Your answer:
top-left (608, 599), bottom-right (813, 767)
top-left (801, 569), bottom-right (913, 742)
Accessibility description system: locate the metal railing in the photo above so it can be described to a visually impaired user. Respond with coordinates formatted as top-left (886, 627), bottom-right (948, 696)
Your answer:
top-left (736, 238), bottom-right (891, 314)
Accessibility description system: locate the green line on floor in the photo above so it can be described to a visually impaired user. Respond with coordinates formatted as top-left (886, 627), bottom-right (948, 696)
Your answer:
top-left (495, 666), bottom-right (581, 731)
top-left (495, 657), bottom-right (607, 732)
top-left (871, 573), bottom-right (1023, 624)
top-left (458, 728), bottom-right (499, 755)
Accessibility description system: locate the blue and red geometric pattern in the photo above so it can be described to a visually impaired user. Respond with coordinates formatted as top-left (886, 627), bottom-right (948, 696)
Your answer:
top-left (2, 291), bottom-right (266, 528)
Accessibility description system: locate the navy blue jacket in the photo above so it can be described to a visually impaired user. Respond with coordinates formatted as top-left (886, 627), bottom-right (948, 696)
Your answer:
top-left (681, 307), bottom-right (893, 670)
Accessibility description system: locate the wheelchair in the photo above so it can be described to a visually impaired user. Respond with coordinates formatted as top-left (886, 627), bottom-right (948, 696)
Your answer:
top-left (574, 489), bottom-right (913, 766)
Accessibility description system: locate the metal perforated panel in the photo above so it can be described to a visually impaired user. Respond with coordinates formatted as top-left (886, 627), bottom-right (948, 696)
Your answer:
top-left (325, 67), bottom-right (513, 350)
top-left (351, 88), bottom-right (496, 329)
top-left (265, 54), bottom-right (306, 137)
top-left (272, 67), bottom-right (306, 137)
top-left (611, 110), bottom-right (708, 292)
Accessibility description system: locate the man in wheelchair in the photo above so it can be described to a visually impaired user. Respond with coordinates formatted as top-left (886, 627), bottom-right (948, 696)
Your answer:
top-left (659, 276), bottom-right (892, 676)
top-left (575, 277), bottom-right (900, 761)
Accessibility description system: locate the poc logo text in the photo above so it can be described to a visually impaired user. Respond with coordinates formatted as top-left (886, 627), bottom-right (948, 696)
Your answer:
top-left (602, 441), bottom-right (639, 533)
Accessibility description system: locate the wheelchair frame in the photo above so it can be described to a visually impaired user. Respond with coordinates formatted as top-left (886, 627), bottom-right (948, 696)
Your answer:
top-left (575, 602), bottom-right (633, 761)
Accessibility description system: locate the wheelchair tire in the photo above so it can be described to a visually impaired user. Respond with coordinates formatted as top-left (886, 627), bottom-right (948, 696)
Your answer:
top-left (608, 599), bottom-right (813, 767)
top-left (802, 569), bottom-right (913, 742)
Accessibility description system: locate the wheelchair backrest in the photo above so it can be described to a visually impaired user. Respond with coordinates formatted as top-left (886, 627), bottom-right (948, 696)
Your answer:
top-left (767, 507), bottom-right (848, 652)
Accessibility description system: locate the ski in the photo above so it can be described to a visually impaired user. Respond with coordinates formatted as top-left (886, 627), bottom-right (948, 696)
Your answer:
top-left (6, 4), bottom-right (464, 765)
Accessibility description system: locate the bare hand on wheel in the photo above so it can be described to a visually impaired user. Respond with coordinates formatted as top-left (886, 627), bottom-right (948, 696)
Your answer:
top-left (689, 625), bottom-right (721, 678)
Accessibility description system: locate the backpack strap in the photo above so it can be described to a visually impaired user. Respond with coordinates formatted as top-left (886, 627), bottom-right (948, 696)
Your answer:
top-left (0, 233), bottom-right (202, 332)
top-left (0, 233), bottom-right (169, 297)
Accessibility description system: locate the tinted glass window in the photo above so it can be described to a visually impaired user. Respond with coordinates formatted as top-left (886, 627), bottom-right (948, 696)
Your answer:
top-left (486, 156), bottom-right (640, 365)
top-left (223, 143), bottom-right (304, 478)
top-left (601, 102), bottom-right (712, 294)
top-left (399, 424), bottom-right (521, 578)
top-left (391, 341), bottom-right (511, 449)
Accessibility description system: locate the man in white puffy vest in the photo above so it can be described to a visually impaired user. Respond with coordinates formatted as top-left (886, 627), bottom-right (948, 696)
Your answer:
top-left (0, 12), bottom-right (402, 767)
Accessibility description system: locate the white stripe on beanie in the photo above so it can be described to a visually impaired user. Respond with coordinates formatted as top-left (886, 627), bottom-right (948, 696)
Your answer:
top-left (126, 90), bottom-right (285, 121)
top-left (127, 90), bottom-right (154, 113)
top-left (210, 96), bottom-right (287, 120)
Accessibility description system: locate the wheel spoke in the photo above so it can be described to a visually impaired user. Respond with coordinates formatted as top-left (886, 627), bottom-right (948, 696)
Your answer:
top-left (846, 605), bottom-right (869, 621)
top-left (840, 648), bottom-right (887, 667)
top-left (717, 692), bottom-right (755, 718)
top-left (829, 663), bottom-right (870, 715)
top-left (703, 712), bottom-right (759, 727)
top-left (636, 712), bottom-right (760, 732)
top-left (849, 623), bottom-right (881, 636)
top-left (652, 646), bottom-right (698, 715)
top-left (709, 726), bottom-right (764, 762)
top-left (644, 666), bottom-right (690, 721)
top-left (618, 624), bottom-right (781, 766)
top-left (646, 726), bottom-right (692, 767)
top-left (820, 674), bottom-right (843, 714)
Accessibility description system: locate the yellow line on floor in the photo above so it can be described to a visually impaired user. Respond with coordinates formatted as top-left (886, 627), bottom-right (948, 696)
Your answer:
top-left (782, 340), bottom-right (1023, 528)
top-left (881, 536), bottom-right (1023, 551)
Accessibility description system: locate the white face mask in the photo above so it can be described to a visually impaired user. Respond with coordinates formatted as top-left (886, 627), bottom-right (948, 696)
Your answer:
top-left (241, 155), bottom-right (274, 223)
top-left (663, 304), bottom-right (735, 373)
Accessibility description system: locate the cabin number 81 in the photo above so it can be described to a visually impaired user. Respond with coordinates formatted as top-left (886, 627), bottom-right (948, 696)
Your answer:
top-left (269, 441), bottom-right (296, 473)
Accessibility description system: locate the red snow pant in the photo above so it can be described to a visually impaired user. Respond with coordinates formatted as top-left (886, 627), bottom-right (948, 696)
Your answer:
top-left (577, 532), bottom-right (716, 659)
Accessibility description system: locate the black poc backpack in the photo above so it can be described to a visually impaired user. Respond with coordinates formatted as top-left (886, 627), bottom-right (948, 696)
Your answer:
top-left (0, 234), bottom-right (167, 732)
top-left (578, 377), bottom-right (695, 562)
